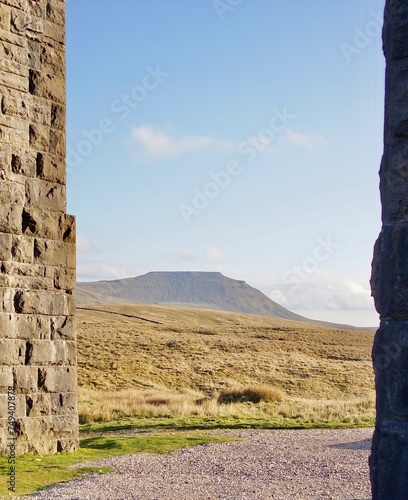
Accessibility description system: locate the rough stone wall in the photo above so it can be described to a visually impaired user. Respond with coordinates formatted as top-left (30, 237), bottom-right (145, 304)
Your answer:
top-left (0, 0), bottom-right (78, 455)
top-left (370, 1), bottom-right (408, 497)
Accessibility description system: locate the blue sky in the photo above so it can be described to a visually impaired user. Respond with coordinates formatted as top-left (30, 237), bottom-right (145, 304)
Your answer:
top-left (66, 0), bottom-right (386, 326)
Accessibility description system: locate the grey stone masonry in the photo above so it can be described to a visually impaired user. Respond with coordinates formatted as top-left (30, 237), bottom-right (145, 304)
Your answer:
top-left (370, 1), bottom-right (408, 497)
top-left (0, 0), bottom-right (78, 455)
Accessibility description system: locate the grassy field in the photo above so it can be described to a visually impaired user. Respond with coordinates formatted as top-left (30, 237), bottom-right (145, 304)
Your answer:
top-left (77, 304), bottom-right (376, 427)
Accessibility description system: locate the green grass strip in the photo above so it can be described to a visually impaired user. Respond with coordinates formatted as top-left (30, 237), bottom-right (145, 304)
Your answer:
top-left (0, 434), bottom-right (233, 498)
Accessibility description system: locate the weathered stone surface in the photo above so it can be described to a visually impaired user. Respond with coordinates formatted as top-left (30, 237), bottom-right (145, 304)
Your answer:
top-left (26, 178), bottom-right (66, 212)
top-left (13, 366), bottom-right (38, 394)
top-left (0, 366), bottom-right (13, 392)
top-left (13, 289), bottom-right (74, 315)
top-left (0, 339), bottom-right (25, 364)
top-left (383, 1), bottom-right (408, 61)
top-left (26, 339), bottom-right (76, 366)
top-left (370, 1), bottom-right (408, 497)
top-left (50, 392), bottom-right (77, 415)
top-left (371, 222), bottom-right (408, 319)
top-left (50, 315), bottom-right (76, 340)
top-left (38, 366), bottom-right (77, 393)
top-left (33, 238), bottom-right (75, 269)
top-left (25, 393), bottom-right (51, 417)
top-left (0, 0), bottom-right (78, 456)
top-left (370, 422), bottom-right (408, 499)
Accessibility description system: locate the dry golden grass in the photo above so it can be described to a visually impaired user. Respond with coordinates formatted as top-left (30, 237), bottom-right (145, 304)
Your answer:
top-left (218, 385), bottom-right (284, 404)
top-left (76, 304), bottom-right (376, 425)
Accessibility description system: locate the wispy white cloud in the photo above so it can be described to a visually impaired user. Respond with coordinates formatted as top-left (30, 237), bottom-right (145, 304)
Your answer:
top-left (127, 125), bottom-right (235, 161)
top-left (268, 270), bottom-right (373, 312)
top-left (286, 129), bottom-right (327, 151)
top-left (205, 246), bottom-right (228, 263)
top-left (165, 250), bottom-right (196, 262)
top-left (77, 235), bottom-right (98, 253)
top-left (76, 261), bottom-right (138, 282)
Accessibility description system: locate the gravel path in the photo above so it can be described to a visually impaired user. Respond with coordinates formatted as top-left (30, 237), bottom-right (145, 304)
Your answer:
top-left (28, 428), bottom-right (373, 500)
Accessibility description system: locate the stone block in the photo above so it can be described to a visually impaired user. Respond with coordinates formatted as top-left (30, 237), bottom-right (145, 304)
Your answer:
top-left (379, 137), bottom-right (408, 223)
top-left (0, 313), bottom-right (50, 340)
top-left (56, 438), bottom-right (79, 453)
top-left (0, 274), bottom-right (54, 290)
top-left (1, 93), bottom-right (29, 120)
top-left (29, 123), bottom-right (49, 151)
top-left (49, 127), bottom-right (65, 156)
top-left (0, 366), bottom-right (13, 392)
top-left (0, 5), bottom-right (10, 30)
top-left (0, 232), bottom-right (12, 260)
top-left (38, 366), bottom-right (77, 393)
top-left (46, 1), bottom-right (65, 27)
top-left (54, 267), bottom-right (76, 291)
top-left (25, 178), bottom-right (66, 212)
top-left (50, 392), bottom-right (77, 416)
top-left (373, 320), bottom-right (408, 420)
top-left (15, 314), bottom-right (50, 340)
top-left (36, 152), bottom-right (66, 185)
top-left (30, 40), bottom-right (64, 76)
top-left (26, 339), bottom-right (76, 366)
top-left (33, 238), bottom-right (75, 269)
top-left (0, 261), bottom-right (46, 278)
top-left (9, 148), bottom-right (36, 177)
top-left (371, 223), bottom-right (408, 319)
top-left (14, 417), bottom-right (57, 455)
top-left (28, 69), bottom-right (64, 103)
top-left (0, 24), bottom-right (27, 49)
top-left (370, 421), bottom-right (408, 499)
top-left (25, 393), bottom-right (51, 417)
top-left (50, 315), bottom-right (76, 340)
top-left (0, 339), bottom-right (26, 365)
top-left (383, 1), bottom-right (408, 61)
top-left (0, 66), bottom-right (27, 92)
top-left (0, 203), bottom-right (22, 234)
top-left (28, 99), bottom-right (51, 126)
top-left (10, 11), bottom-right (45, 36)
top-left (60, 213), bottom-right (75, 243)
top-left (13, 290), bottom-right (74, 316)
top-left (11, 234), bottom-right (33, 263)
top-left (22, 206), bottom-right (60, 239)
top-left (50, 102), bottom-right (64, 130)
top-left (0, 37), bottom-right (27, 66)
top-left (0, 178), bottom-right (25, 206)
top-left (13, 366), bottom-right (38, 394)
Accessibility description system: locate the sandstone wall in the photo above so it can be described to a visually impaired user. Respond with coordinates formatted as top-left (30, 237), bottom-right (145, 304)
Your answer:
top-left (0, 0), bottom-right (78, 455)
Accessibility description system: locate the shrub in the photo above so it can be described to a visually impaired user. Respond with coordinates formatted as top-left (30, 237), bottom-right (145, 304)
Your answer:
top-left (218, 385), bottom-right (284, 404)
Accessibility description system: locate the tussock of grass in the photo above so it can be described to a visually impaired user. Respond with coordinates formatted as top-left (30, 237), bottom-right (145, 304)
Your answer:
top-left (218, 385), bottom-right (284, 404)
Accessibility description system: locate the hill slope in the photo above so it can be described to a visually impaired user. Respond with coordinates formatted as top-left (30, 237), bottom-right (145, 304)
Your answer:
top-left (75, 271), bottom-right (371, 329)
top-left (76, 271), bottom-right (300, 318)
top-left (76, 303), bottom-right (375, 400)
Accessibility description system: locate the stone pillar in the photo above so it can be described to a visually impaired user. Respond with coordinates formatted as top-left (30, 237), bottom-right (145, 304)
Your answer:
top-left (370, 1), bottom-right (408, 497)
top-left (0, 0), bottom-right (78, 455)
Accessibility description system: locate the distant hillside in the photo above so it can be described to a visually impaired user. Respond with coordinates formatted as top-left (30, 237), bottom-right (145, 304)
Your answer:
top-left (75, 271), bottom-right (371, 330)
